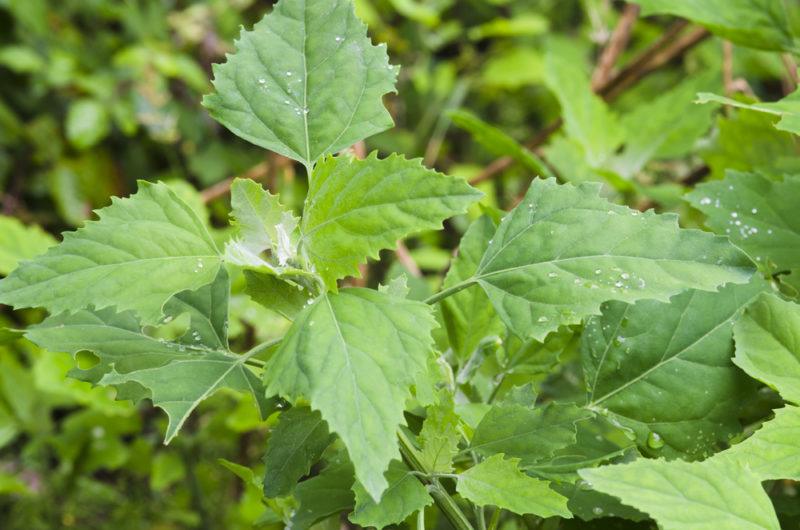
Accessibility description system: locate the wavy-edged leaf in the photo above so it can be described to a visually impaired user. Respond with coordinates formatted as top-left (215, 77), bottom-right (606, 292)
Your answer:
top-left (583, 280), bottom-right (765, 459)
top-left (263, 406), bottom-right (334, 497)
top-left (203, 0), bottom-right (398, 166)
top-left (711, 405), bottom-right (800, 481)
top-left (291, 461), bottom-right (355, 530)
top-left (265, 288), bottom-right (436, 500)
top-left (466, 178), bottom-right (753, 341)
top-left (350, 460), bottom-right (432, 529)
top-left (580, 458), bottom-right (781, 530)
top-left (630, 0), bottom-right (799, 52)
top-left (0, 181), bottom-right (221, 324)
top-left (302, 154), bottom-right (481, 289)
top-left (456, 454), bottom-right (571, 518)
top-left (687, 171), bottom-right (800, 270)
top-left (733, 293), bottom-right (800, 404)
top-left (697, 89), bottom-right (800, 136)
top-left (0, 215), bottom-right (55, 276)
top-left (470, 402), bottom-right (591, 467)
top-left (418, 392), bottom-right (461, 473)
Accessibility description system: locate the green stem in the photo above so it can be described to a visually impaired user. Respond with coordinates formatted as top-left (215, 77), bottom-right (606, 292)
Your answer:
top-left (397, 430), bottom-right (474, 530)
top-left (424, 279), bottom-right (477, 306)
top-left (487, 508), bottom-right (501, 530)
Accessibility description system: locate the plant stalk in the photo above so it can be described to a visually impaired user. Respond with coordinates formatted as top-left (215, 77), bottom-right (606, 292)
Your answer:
top-left (424, 279), bottom-right (477, 306)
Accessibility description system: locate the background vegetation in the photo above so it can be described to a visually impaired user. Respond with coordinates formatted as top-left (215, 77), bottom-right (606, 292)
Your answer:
top-left (1, 0), bottom-right (798, 529)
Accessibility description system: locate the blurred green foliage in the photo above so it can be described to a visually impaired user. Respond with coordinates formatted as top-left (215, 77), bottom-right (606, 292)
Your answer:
top-left (1, 0), bottom-right (799, 529)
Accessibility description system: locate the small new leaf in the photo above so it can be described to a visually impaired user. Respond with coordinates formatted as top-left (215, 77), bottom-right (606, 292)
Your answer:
top-left (350, 460), bottom-right (432, 529)
top-left (457, 454), bottom-right (571, 518)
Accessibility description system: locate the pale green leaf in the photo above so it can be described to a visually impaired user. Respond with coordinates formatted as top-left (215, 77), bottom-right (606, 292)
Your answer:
top-left (711, 405), bottom-right (800, 481)
top-left (697, 89), bottom-right (800, 136)
top-left (580, 458), bottom-right (781, 530)
top-left (66, 98), bottom-right (111, 150)
top-left (263, 406), bottom-right (334, 497)
top-left (350, 460), bottom-right (432, 528)
top-left (448, 109), bottom-right (553, 178)
top-left (265, 288), bottom-right (436, 500)
top-left (543, 47), bottom-right (624, 166)
top-left (457, 454), bottom-right (571, 518)
top-left (440, 215), bottom-right (502, 361)
top-left (467, 14), bottom-right (549, 40)
top-left (630, 0), bottom-right (799, 52)
top-left (418, 392), bottom-right (461, 473)
top-left (687, 171), bottom-right (800, 270)
top-left (302, 154), bottom-right (481, 289)
top-left (733, 293), bottom-right (800, 404)
top-left (243, 270), bottom-right (312, 320)
top-left (25, 275), bottom-right (265, 443)
top-left (467, 178), bottom-right (754, 341)
top-left (583, 280), bottom-right (765, 458)
top-left (0, 215), bottom-right (55, 276)
top-left (203, 0), bottom-right (398, 167)
top-left (0, 181), bottom-right (222, 325)
top-left (470, 403), bottom-right (591, 467)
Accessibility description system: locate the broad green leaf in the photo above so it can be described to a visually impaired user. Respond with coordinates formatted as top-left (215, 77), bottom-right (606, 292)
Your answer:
top-left (630, 0), bottom-right (799, 52)
top-left (711, 405), bottom-right (800, 481)
top-left (440, 215), bottom-right (502, 361)
top-left (25, 276), bottom-right (265, 443)
top-left (470, 403), bottom-right (591, 467)
top-left (265, 288), bottom-right (436, 500)
top-left (350, 460), bottom-right (432, 528)
top-left (418, 392), bottom-right (461, 473)
top-left (688, 171), bottom-right (800, 270)
top-left (583, 280), bottom-right (765, 459)
top-left (302, 154), bottom-right (481, 289)
top-left (0, 215), bottom-right (55, 275)
top-left (224, 178), bottom-right (299, 271)
top-left (0, 181), bottom-right (222, 325)
top-left (467, 178), bottom-right (754, 341)
top-left (203, 0), bottom-right (398, 167)
top-left (698, 89), bottom-right (800, 136)
top-left (263, 406), bottom-right (334, 497)
top-left (164, 268), bottom-right (231, 350)
top-left (580, 458), bottom-right (781, 530)
top-left (480, 48), bottom-right (544, 89)
top-left (448, 110), bottom-right (553, 178)
top-left (543, 47), bottom-right (624, 166)
top-left (733, 293), bottom-right (800, 404)
top-left (292, 462), bottom-right (355, 530)
top-left (66, 98), bottom-right (111, 150)
top-left (456, 455), bottom-right (571, 518)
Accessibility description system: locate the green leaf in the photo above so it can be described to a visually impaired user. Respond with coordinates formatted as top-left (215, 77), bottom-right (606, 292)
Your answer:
top-left (164, 267), bottom-right (231, 350)
top-left (202, 0), bottom-right (398, 167)
top-left (292, 461), bottom-right (355, 530)
top-left (265, 288), bottom-right (436, 500)
top-left (24, 275), bottom-right (266, 443)
top-left (263, 406), bottom-right (334, 497)
top-left (440, 215), bottom-right (502, 361)
top-left (697, 89), bottom-right (800, 136)
top-left (543, 47), bottom-right (624, 166)
top-left (0, 181), bottom-right (222, 325)
top-left (580, 458), bottom-right (781, 530)
top-left (301, 154), bottom-right (481, 289)
top-left (467, 178), bottom-right (754, 341)
top-left (470, 403), bottom-right (591, 468)
top-left (733, 293), bottom-right (800, 404)
top-left (456, 454), bottom-right (571, 518)
top-left (0, 215), bottom-right (55, 276)
top-left (243, 270), bottom-right (312, 320)
top-left (711, 405), bottom-right (800, 481)
top-left (629, 0), bottom-right (799, 52)
top-left (66, 98), bottom-right (111, 150)
top-left (583, 280), bottom-right (765, 459)
top-left (687, 171), bottom-right (800, 270)
top-left (224, 178), bottom-right (299, 271)
top-left (350, 460), bottom-right (432, 528)
top-left (418, 392), bottom-right (461, 473)
top-left (448, 110), bottom-right (553, 178)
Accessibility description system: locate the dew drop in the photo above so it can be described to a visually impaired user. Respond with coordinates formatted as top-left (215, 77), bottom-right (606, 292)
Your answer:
top-left (548, 272), bottom-right (558, 278)
top-left (647, 431), bottom-right (665, 450)
top-left (258, 78), bottom-right (266, 84)
top-left (285, 71), bottom-right (292, 76)
top-left (592, 507), bottom-right (604, 516)
top-left (751, 208), bottom-right (758, 214)
top-left (537, 316), bottom-right (549, 323)
top-left (699, 197), bottom-right (712, 205)
top-left (335, 35), bottom-right (344, 42)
